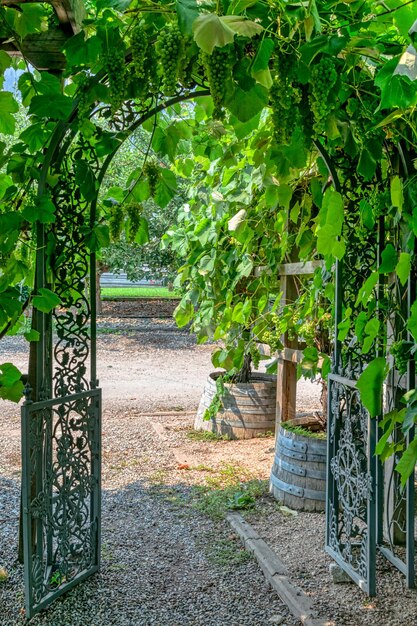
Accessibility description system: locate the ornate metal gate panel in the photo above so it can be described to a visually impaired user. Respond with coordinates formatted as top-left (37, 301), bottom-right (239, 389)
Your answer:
top-left (325, 169), bottom-right (416, 593)
top-left (21, 389), bottom-right (101, 618)
top-left (21, 127), bottom-right (103, 616)
top-left (376, 268), bottom-right (416, 587)
top-left (326, 374), bottom-right (377, 594)
top-left (324, 179), bottom-right (380, 595)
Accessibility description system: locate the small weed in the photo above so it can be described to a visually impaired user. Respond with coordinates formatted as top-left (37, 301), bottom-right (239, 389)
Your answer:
top-left (205, 538), bottom-right (251, 567)
top-left (0, 567), bottom-right (8, 583)
top-left (256, 430), bottom-right (275, 439)
top-left (191, 464), bottom-right (215, 472)
top-left (282, 424), bottom-right (326, 440)
top-left (96, 327), bottom-right (123, 335)
top-left (109, 458), bottom-right (140, 471)
top-left (191, 477), bottom-right (269, 519)
top-left (148, 469), bottom-right (168, 484)
top-left (186, 429), bottom-right (230, 442)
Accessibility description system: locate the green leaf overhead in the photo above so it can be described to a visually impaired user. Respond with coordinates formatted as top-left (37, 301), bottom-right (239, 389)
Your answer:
top-left (29, 94), bottom-right (74, 120)
top-left (356, 357), bottom-right (387, 418)
top-left (192, 13), bottom-right (262, 53)
top-left (32, 288), bottom-right (61, 313)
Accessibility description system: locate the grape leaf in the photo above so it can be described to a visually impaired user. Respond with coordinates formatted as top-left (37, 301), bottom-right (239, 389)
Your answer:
top-left (29, 94), bottom-right (73, 120)
top-left (356, 357), bottom-right (387, 417)
top-left (32, 288), bottom-right (61, 313)
top-left (396, 438), bottom-right (417, 487)
top-left (193, 14), bottom-right (235, 52)
top-left (379, 243), bottom-right (397, 274)
top-left (0, 92), bottom-right (18, 135)
top-left (396, 252), bottom-right (411, 286)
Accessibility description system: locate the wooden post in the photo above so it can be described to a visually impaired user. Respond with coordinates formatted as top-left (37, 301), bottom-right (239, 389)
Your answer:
top-left (274, 261), bottom-right (324, 429)
top-left (275, 270), bottom-right (298, 427)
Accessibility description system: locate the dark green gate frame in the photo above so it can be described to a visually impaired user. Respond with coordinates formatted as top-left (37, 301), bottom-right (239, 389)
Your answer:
top-left (318, 143), bottom-right (416, 596)
top-left (21, 76), bottom-right (209, 618)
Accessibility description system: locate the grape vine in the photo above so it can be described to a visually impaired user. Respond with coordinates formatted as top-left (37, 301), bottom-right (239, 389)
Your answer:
top-left (269, 52), bottom-right (301, 145)
top-left (109, 205), bottom-right (124, 241)
top-left (155, 24), bottom-right (186, 95)
top-left (200, 46), bottom-right (234, 120)
top-left (103, 47), bottom-right (127, 111)
top-left (143, 160), bottom-right (160, 198)
top-left (126, 202), bottom-right (143, 243)
top-left (309, 56), bottom-right (338, 136)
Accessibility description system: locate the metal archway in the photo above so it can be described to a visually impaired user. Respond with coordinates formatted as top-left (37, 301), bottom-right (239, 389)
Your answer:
top-left (21, 83), bottom-right (208, 618)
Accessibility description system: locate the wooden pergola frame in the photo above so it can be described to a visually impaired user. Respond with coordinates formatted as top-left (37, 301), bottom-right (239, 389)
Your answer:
top-left (0, 0), bottom-right (85, 70)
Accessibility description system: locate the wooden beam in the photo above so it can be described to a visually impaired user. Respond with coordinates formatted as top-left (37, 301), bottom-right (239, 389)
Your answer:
top-left (50, 0), bottom-right (86, 33)
top-left (0, 0), bottom-right (86, 33)
top-left (279, 260), bottom-right (324, 276)
top-left (254, 260), bottom-right (324, 278)
top-left (1, 27), bottom-right (69, 71)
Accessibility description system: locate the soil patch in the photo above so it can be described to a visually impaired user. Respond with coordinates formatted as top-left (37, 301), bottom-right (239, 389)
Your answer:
top-left (100, 297), bottom-right (180, 318)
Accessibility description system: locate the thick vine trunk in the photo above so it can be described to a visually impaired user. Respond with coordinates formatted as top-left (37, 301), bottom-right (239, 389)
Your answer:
top-left (235, 353), bottom-right (252, 384)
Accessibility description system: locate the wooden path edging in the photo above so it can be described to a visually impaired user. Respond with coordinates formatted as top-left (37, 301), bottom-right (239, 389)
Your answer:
top-left (226, 513), bottom-right (332, 626)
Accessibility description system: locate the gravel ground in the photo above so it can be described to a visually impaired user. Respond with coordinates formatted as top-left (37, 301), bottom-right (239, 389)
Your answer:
top-left (3, 302), bottom-right (413, 626)
top-left (0, 308), bottom-right (299, 626)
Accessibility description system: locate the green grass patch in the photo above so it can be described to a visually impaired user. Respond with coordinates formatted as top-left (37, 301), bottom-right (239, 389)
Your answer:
top-left (205, 538), bottom-right (251, 567)
top-left (186, 429), bottom-right (230, 442)
top-left (101, 286), bottom-right (180, 299)
top-left (190, 461), bottom-right (269, 519)
top-left (282, 423), bottom-right (326, 439)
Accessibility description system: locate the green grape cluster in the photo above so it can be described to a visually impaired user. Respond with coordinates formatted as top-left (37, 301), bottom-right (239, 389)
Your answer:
top-left (201, 46), bottom-right (234, 120)
top-left (390, 340), bottom-right (414, 375)
top-left (269, 52), bottom-right (301, 145)
top-left (143, 160), bottom-right (159, 198)
top-left (258, 329), bottom-right (283, 352)
top-left (370, 190), bottom-right (390, 219)
top-left (346, 93), bottom-right (382, 144)
top-left (76, 74), bottom-right (91, 122)
top-left (300, 86), bottom-right (314, 146)
top-left (130, 24), bottom-right (149, 81)
top-left (103, 48), bottom-right (126, 111)
top-left (126, 202), bottom-right (143, 243)
top-left (309, 56), bottom-right (338, 136)
top-left (109, 204), bottom-right (124, 241)
top-left (155, 24), bottom-right (186, 95)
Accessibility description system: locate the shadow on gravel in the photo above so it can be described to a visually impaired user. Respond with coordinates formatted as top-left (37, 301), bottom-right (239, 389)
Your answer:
top-left (0, 476), bottom-right (290, 626)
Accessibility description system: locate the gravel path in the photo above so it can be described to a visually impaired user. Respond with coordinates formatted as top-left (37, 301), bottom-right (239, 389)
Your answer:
top-left (0, 315), bottom-right (299, 626)
top-left (4, 306), bottom-right (413, 626)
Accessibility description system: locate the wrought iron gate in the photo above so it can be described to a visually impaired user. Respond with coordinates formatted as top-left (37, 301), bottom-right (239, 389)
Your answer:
top-left (325, 188), bottom-right (416, 594)
top-left (21, 130), bottom-right (103, 616)
top-left (21, 389), bottom-right (101, 618)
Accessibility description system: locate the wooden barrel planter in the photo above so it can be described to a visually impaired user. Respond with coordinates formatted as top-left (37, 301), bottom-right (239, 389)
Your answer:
top-left (270, 420), bottom-right (326, 512)
top-left (194, 372), bottom-right (276, 440)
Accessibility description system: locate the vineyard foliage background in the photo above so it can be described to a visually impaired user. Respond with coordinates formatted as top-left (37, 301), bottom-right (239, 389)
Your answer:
top-left (0, 0), bottom-right (417, 477)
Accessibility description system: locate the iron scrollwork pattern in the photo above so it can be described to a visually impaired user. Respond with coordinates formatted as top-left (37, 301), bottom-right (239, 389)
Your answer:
top-left (21, 389), bottom-right (101, 618)
top-left (326, 376), bottom-right (376, 594)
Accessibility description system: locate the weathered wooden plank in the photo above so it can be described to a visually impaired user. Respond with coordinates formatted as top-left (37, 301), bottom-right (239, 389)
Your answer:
top-left (50, 0), bottom-right (86, 33)
top-left (277, 347), bottom-right (303, 363)
top-left (254, 260), bottom-right (323, 278)
top-left (0, 0), bottom-right (86, 32)
top-left (1, 28), bottom-right (69, 70)
top-left (279, 260), bottom-right (324, 276)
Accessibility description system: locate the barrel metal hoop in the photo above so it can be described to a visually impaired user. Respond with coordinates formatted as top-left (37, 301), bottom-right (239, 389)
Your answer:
top-left (215, 419), bottom-right (274, 428)
top-left (275, 457), bottom-right (326, 480)
top-left (279, 433), bottom-right (307, 453)
top-left (276, 443), bottom-right (325, 463)
top-left (270, 474), bottom-right (326, 501)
